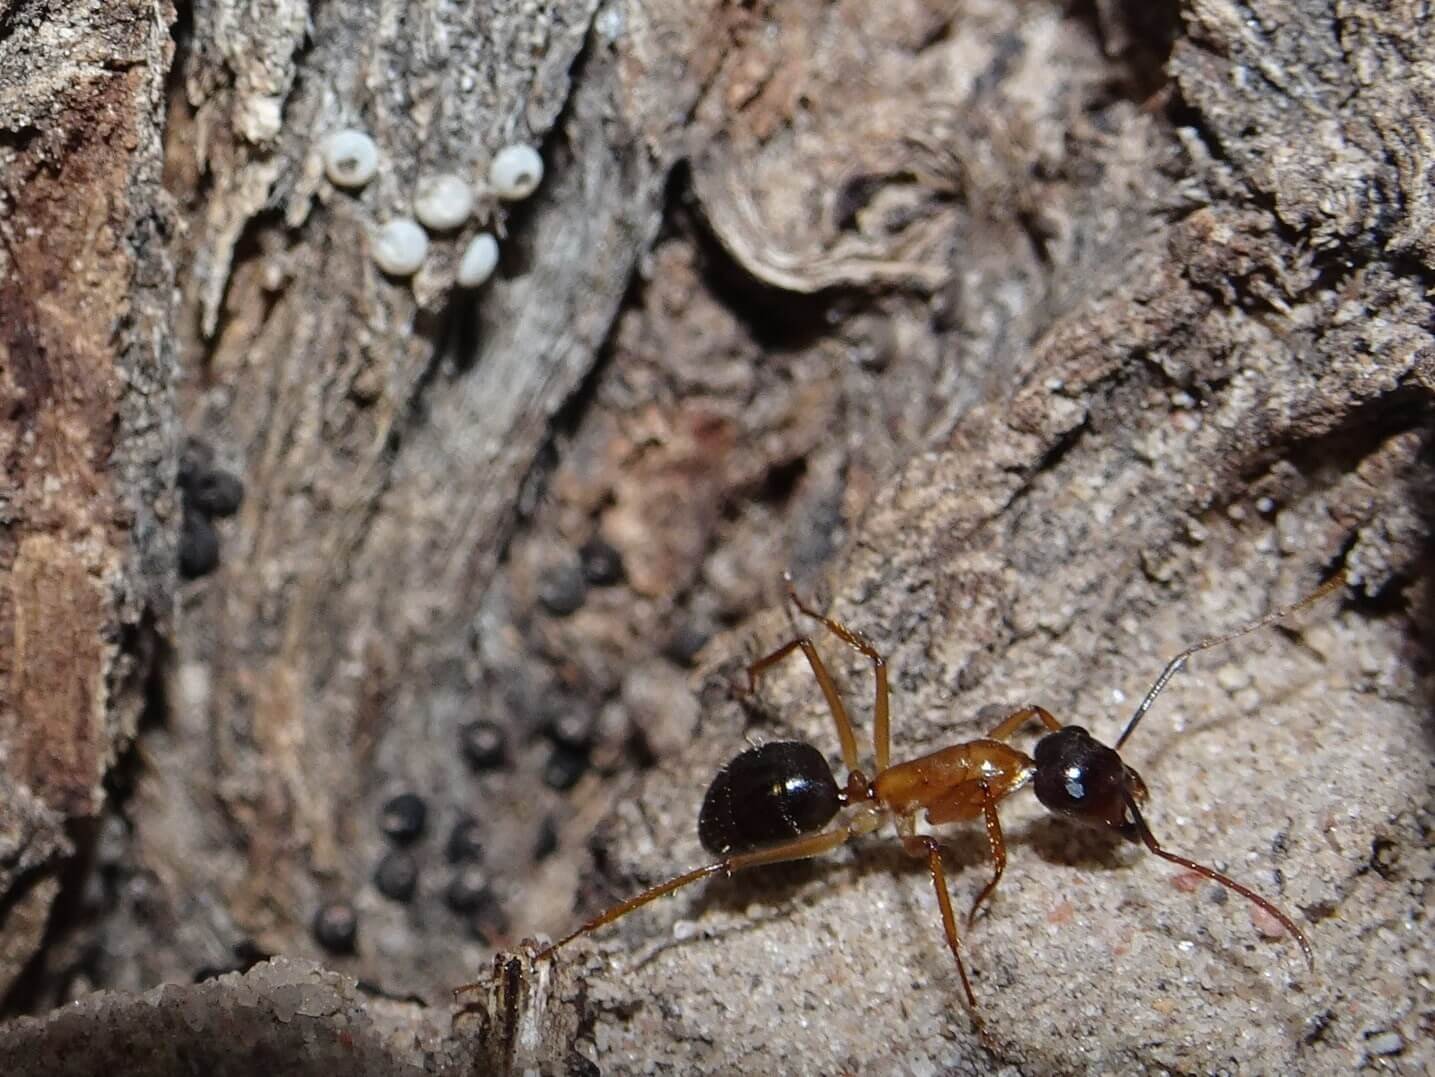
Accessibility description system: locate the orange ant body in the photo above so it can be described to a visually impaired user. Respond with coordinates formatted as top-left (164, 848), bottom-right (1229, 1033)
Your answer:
top-left (467, 572), bottom-right (1343, 1022)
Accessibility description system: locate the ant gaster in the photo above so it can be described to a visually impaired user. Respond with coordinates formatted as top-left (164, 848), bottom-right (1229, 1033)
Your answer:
top-left (466, 572), bottom-right (1343, 1021)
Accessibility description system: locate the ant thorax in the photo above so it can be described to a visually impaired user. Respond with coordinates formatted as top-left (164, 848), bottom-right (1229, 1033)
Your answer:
top-left (872, 739), bottom-right (1035, 822)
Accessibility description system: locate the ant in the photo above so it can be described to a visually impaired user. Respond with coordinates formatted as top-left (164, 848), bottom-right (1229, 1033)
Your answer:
top-left (462, 570), bottom-right (1343, 1025)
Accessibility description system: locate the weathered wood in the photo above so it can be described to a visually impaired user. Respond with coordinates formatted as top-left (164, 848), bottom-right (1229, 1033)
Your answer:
top-left (0, 0), bottom-right (176, 999)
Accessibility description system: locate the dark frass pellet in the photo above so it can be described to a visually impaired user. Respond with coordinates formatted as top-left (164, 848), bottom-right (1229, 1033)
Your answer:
top-left (537, 561), bottom-right (586, 616)
top-left (178, 508), bottom-right (221, 580)
top-left (312, 902), bottom-right (358, 954)
top-left (374, 849), bottom-right (419, 902)
top-left (445, 816), bottom-right (484, 864)
top-left (178, 437), bottom-right (215, 491)
top-left (533, 815), bottom-right (558, 862)
top-left (543, 745), bottom-right (588, 791)
top-left (444, 864), bottom-right (490, 914)
top-left (578, 538), bottom-right (624, 587)
top-left (189, 468), bottom-right (245, 518)
top-left (663, 622), bottom-right (711, 668)
top-left (460, 720), bottom-right (506, 771)
top-left (379, 792), bottom-right (428, 844)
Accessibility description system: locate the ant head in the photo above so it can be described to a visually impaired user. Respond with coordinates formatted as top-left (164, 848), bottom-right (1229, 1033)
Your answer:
top-left (1032, 726), bottom-right (1149, 840)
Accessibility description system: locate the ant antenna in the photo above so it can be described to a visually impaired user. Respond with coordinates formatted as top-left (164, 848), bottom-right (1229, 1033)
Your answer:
top-left (1124, 795), bottom-right (1314, 969)
top-left (1114, 571), bottom-right (1346, 751)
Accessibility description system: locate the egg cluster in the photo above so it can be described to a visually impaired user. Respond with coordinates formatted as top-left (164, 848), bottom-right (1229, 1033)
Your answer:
top-left (319, 128), bottom-right (545, 287)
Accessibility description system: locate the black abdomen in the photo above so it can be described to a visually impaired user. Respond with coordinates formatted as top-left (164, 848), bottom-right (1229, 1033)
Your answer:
top-left (698, 741), bottom-right (842, 856)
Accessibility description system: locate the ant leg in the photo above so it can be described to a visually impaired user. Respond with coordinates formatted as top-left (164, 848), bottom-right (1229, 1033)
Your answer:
top-left (966, 786), bottom-right (1007, 931)
top-left (453, 824), bottom-right (860, 994)
top-left (985, 704), bottom-right (1062, 742)
top-left (899, 831), bottom-right (980, 1017)
top-left (747, 637), bottom-right (860, 774)
top-left (525, 862), bottom-right (725, 965)
top-left (920, 781), bottom-right (1008, 931)
top-left (1125, 798), bottom-right (1315, 970)
top-left (784, 583), bottom-right (892, 772)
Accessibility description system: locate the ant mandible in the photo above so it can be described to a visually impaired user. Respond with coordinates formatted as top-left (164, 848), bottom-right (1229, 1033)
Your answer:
top-left (471, 570), bottom-right (1343, 1022)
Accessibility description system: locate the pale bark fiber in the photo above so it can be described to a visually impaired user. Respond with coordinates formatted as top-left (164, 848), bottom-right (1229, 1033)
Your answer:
top-left (1, 0), bottom-right (1432, 1074)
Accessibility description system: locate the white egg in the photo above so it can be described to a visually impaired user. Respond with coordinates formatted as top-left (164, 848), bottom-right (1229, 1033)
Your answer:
top-left (457, 232), bottom-right (500, 287)
top-left (488, 144), bottom-right (544, 200)
top-left (413, 173), bottom-right (474, 230)
top-left (322, 129), bottom-right (379, 188)
top-left (371, 218), bottom-right (429, 276)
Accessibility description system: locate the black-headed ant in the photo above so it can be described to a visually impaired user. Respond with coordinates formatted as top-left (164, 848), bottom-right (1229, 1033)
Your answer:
top-left (460, 571), bottom-right (1343, 1025)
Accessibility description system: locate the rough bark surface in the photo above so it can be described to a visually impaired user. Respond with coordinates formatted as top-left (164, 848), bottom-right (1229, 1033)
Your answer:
top-left (0, 0), bottom-right (176, 1001)
top-left (0, 957), bottom-right (462, 1076)
top-left (1, 0), bottom-right (1432, 1074)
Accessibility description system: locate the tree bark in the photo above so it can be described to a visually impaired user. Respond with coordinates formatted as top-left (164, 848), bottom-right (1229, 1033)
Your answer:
top-left (1, 0), bottom-right (1431, 1073)
top-left (0, 0), bottom-right (176, 1001)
